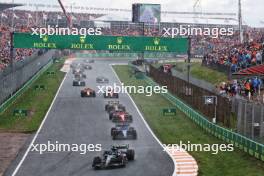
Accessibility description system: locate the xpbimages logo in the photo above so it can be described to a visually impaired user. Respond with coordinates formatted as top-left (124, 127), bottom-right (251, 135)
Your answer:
top-left (97, 83), bottom-right (168, 96)
top-left (163, 25), bottom-right (234, 38)
top-left (31, 25), bottom-right (102, 38)
top-left (30, 141), bottom-right (102, 155)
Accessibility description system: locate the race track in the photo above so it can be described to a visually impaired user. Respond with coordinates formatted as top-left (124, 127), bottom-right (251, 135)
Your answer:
top-left (8, 58), bottom-right (174, 176)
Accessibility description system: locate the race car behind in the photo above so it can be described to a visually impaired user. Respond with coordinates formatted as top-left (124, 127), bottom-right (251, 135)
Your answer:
top-left (73, 79), bottom-right (85, 86)
top-left (81, 88), bottom-right (96, 97)
top-left (84, 64), bottom-right (92, 70)
top-left (111, 123), bottom-right (137, 140)
top-left (105, 101), bottom-right (126, 113)
top-left (74, 73), bottom-right (86, 79)
top-left (109, 110), bottom-right (133, 123)
top-left (85, 59), bottom-right (94, 63)
top-left (96, 76), bottom-right (109, 83)
top-left (92, 145), bottom-right (135, 170)
top-left (103, 89), bottom-right (119, 98)
top-left (72, 68), bottom-right (84, 74)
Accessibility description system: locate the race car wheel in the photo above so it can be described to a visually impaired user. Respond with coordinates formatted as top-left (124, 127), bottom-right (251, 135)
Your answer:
top-left (126, 149), bottom-right (135, 161)
top-left (92, 156), bottom-right (102, 169)
top-left (128, 115), bottom-right (133, 122)
top-left (109, 114), bottom-right (113, 120)
top-left (105, 105), bottom-right (109, 111)
top-left (111, 128), bottom-right (117, 136)
top-left (133, 130), bottom-right (137, 139)
top-left (128, 127), bottom-right (134, 131)
top-left (112, 134), bottom-right (117, 140)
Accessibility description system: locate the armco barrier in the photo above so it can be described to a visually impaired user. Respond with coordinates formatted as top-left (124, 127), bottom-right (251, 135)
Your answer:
top-left (127, 62), bottom-right (264, 161)
top-left (0, 61), bottom-right (52, 113)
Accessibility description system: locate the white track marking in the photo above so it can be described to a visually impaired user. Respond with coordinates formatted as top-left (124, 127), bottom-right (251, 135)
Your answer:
top-left (11, 71), bottom-right (69, 176)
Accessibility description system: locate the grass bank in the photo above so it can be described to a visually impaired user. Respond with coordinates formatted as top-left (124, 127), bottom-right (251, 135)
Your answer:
top-left (0, 59), bottom-right (65, 132)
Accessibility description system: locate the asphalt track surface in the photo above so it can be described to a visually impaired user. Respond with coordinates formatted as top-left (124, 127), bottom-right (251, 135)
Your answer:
top-left (9, 58), bottom-right (174, 176)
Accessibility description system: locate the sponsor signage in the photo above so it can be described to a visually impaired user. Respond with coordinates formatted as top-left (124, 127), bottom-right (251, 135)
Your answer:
top-left (13, 109), bottom-right (28, 116)
top-left (163, 108), bottom-right (176, 116)
top-left (13, 33), bottom-right (188, 53)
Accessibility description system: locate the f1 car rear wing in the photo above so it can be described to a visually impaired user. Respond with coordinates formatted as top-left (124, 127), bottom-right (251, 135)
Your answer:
top-left (115, 122), bottom-right (130, 126)
top-left (112, 144), bottom-right (129, 149)
top-left (108, 101), bottom-right (119, 105)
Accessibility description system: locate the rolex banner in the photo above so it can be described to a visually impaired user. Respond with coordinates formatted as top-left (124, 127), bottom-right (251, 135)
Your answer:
top-left (13, 33), bottom-right (188, 53)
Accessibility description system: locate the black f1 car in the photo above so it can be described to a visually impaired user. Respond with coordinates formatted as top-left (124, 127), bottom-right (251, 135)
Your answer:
top-left (84, 64), bottom-right (92, 70)
top-left (85, 59), bottom-right (94, 63)
top-left (96, 76), bottom-right (109, 83)
top-left (81, 88), bottom-right (96, 97)
top-left (103, 89), bottom-right (119, 98)
top-left (92, 145), bottom-right (135, 170)
top-left (105, 101), bottom-right (126, 113)
top-left (72, 68), bottom-right (84, 74)
top-left (109, 110), bottom-right (133, 123)
top-left (74, 73), bottom-right (86, 79)
top-left (111, 123), bottom-right (137, 140)
top-left (73, 79), bottom-right (85, 86)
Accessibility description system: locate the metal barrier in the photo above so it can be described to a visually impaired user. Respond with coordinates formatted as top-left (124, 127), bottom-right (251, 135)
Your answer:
top-left (0, 51), bottom-right (54, 106)
top-left (128, 63), bottom-right (264, 161)
top-left (0, 61), bottom-right (52, 113)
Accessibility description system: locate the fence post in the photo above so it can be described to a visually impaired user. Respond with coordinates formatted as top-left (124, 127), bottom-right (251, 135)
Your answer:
top-left (260, 107), bottom-right (264, 138)
top-left (251, 105), bottom-right (255, 139)
top-left (237, 101), bottom-right (243, 133)
top-left (243, 103), bottom-right (247, 136)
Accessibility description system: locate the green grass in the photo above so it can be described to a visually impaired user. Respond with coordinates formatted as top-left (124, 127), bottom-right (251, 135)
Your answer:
top-left (156, 62), bottom-right (228, 85)
top-left (0, 59), bottom-right (65, 132)
top-left (113, 65), bottom-right (264, 176)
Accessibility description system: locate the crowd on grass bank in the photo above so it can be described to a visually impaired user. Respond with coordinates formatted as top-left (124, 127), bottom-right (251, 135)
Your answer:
top-left (216, 77), bottom-right (263, 101)
top-left (0, 10), bottom-right (101, 71)
top-left (202, 29), bottom-right (264, 73)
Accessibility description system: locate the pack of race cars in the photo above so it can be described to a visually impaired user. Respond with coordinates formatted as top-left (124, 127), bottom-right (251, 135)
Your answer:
top-left (70, 60), bottom-right (136, 170)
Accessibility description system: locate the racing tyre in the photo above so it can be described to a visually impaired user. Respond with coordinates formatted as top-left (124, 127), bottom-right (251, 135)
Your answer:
top-left (132, 130), bottom-right (137, 139)
top-left (105, 105), bottom-right (109, 111)
top-left (111, 128), bottom-right (117, 136)
top-left (126, 149), bottom-right (135, 161)
top-left (92, 156), bottom-right (102, 169)
top-left (109, 114), bottom-right (113, 120)
top-left (128, 115), bottom-right (133, 122)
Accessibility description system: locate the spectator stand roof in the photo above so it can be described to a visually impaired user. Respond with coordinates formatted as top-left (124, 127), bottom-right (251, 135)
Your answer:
top-left (93, 12), bottom-right (238, 26)
top-left (0, 3), bottom-right (22, 11)
top-left (232, 64), bottom-right (264, 79)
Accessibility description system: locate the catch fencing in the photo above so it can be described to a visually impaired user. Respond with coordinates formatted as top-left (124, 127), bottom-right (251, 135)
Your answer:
top-left (0, 50), bottom-right (54, 106)
top-left (148, 65), bottom-right (233, 128)
top-left (232, 98), bottom-right (264, 142)
top-left (128, 63), bottom-right (264, 161)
